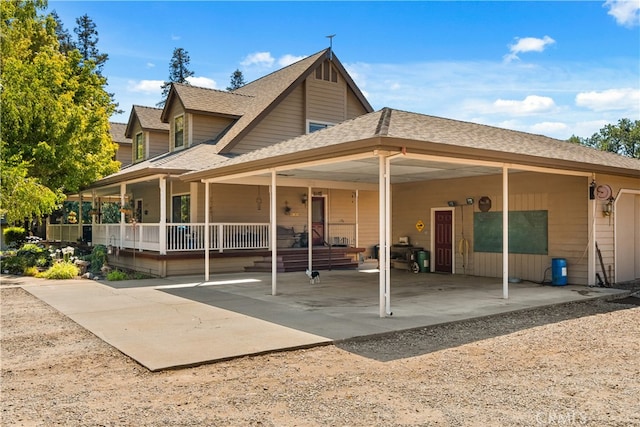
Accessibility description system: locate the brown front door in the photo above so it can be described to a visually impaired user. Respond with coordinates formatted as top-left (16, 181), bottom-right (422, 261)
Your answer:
top-left (311, 196), bottom-right (325, 246)
top-left (434, 210), bottom-right (453, 273)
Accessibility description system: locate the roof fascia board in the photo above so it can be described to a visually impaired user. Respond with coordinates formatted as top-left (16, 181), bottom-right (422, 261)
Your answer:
top-left (183, 108), bottom-right (241, 120)
top-left (124, 108), bottom-right (138, 138)
top-left (330, 52), bottom-right (374, 112)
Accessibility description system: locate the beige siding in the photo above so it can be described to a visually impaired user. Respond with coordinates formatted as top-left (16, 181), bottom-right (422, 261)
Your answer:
top-left (231, 85), bottom-right (305, 154)
top-left (595, 174), bottom-right (640, 283)
top-left (129, 121), bottom-right (143, 164)
top-left (115, 144), bottom-right (132, 167)
top-left (346, 90), bottom-right (368, 119)
top-left (191, 114), bottom-right (234, 146)
top-left (357, 190), bottom-right (380, 257)
top-left (306, 75), bottom-right (346, 124)
top-left (148, 130), bottom-right (169, 158)
top-left (392, 172), bottom-right (591, 284)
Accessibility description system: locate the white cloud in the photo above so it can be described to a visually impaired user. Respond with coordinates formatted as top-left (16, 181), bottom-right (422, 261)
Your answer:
top-left (186, 76), bottom-right (217, 89)
top-left (127, 79), bottom-right (163, 94)
top-left (171, 34), bottom-right (181, 41)
top-left (529, 121), bottom-right (569, 135)
top-left (504, 35), bottom-right (556, 62)
top-left (604, 0), bottom-right (640, 27)
top-left (493, 95), bottom-right (557, 114)
top-left (575, 88), bottom-right (640, 111)
top-left (278, 54), bottom-right (306, 67)
top-left (241, 52), bottom-right (275, 67)
top-left (146, 62), bottom-right (155, 68)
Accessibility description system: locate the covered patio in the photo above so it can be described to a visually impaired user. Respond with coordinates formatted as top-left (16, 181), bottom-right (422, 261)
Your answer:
top-left (21, 269), bottom-right (628, 371)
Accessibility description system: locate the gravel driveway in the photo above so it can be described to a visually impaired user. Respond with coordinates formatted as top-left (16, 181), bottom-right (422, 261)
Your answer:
top-left (2, 283), bottom-right (639, 426)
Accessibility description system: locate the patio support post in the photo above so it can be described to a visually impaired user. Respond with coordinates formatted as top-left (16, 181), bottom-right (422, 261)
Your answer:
top-left (78, 193), bottom-right (83, 241)
top-left (307, 185), bottom-right (313, 271)
top-left (159, 177), bottom-right (167, 255)
top-left (270, 170), bottom-right (278, 296)
top-left (587, 177), bottom-right (596, 286)
top-left (502, 165), bottom-right (509, 299)
top-left (385, 155), bottom-right (393, 315)
top-left (378, 154), bottom-right (388, 317)
top-left (91, 191), bottom-right (96, 225)
top-left (355, 189), bottom-right (359, 248)
top-left (120, 183), bottom-right (126, 249)
top-left (204, 181), bottom-right (210, 281)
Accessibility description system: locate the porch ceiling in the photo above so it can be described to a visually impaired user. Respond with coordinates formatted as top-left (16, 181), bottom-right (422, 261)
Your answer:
top-left (225, 157), bottom-right (503, 185)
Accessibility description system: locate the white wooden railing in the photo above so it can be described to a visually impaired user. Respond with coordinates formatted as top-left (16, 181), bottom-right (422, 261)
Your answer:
top-left (327, 223), bottom-right (356, 247)
top-left (47, 222), bottom-right (270, 253)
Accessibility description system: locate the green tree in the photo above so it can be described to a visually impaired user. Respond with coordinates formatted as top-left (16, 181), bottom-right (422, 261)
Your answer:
top-left (0, 0), bottom-right (119, 224)
top-left (73, 13), bottom-right (108, 71)
top-left (50, 10), bottom-right (74, 54)
top-left (226, 69), bottom-right (246, 91)
top-left (157, 47), bottom-right (194, 107)
top-left (569, 118), bottom-right (639, 159)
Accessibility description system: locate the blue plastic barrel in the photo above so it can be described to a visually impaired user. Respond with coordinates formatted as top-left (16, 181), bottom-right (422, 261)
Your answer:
top-left (551, 258), bottom-right (568, 286)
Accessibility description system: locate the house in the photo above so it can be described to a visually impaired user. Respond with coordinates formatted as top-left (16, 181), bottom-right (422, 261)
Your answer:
top-left (108, 122), bottom-right (132, 167)
top-left (51, 48), bottom-right (640, 317)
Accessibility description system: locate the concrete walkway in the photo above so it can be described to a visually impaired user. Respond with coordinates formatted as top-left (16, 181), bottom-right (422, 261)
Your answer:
top-left (9, 270), bottom-right (628, 371)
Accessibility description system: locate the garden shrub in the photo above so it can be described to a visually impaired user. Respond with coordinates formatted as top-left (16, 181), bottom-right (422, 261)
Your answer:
top-left (23, 266), bottom-right (39, 276)
top-left (1, 254), bottom-right (25, 274)
top-left (17, 243), bottom-right (49, 268)
top-left (87, 245), bottom-right (107, 274)
top-left (4, 227), bottom-right (27, 248)
top-left (38, 262), bottom-right (79, 279)
top-left (106, 269), bottom-right (128, 281)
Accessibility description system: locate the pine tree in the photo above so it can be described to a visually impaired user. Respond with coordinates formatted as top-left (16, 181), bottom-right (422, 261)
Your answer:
top-left (73, 14), bottom-right (108, 71)
top-left (158, 47), bottom-right (194, 107)
top-left (227, 69), bottom-right (246, 91)
top-left (51, 10), bottom-right (74, 54)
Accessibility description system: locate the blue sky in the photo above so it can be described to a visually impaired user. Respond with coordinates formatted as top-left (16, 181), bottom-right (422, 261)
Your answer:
top-left (48, 1), bottom-right (639, 140)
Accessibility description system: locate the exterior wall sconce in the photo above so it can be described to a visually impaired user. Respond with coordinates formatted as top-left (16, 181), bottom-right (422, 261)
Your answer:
top-left (603, 198), bottom-right (614, 216)
top-left (447, 201), bottom-right (457, 207)
top-left (301, 194), bottom-right (308, 205)
top-left (284, 201), bottom-right (291, 215)
top-left (466, 197), bottom-right (474, 205)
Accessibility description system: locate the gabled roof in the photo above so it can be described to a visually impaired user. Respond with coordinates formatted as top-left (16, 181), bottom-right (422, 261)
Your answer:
top-left (109, 122), bottom-right (131, 145)
top-left (159, 48), bottom-right (373, 153)
top-left (161, 84), bottom-right (253, 120)
top-left (182, 108), bottom-right (640, 181)
top-left (125, 105), bottom-right (169, 138)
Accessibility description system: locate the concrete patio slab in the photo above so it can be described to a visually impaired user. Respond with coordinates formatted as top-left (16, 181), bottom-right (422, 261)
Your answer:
top-left (15, 270), bottom-right (628, 371)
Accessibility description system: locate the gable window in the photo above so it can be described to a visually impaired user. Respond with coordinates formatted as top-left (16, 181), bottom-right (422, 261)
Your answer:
top-left (135, 132), bottom-right (144, 160)
top-left (307, 121), bottom-right (334, 134)
top-left (174, 115), bottom-right (184, 149)
top-left (171, 194), bottom-right (190, 223)
top-left (315, 60), bottom-right (338, 83)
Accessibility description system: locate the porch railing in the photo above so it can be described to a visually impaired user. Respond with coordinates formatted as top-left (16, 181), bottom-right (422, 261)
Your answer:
top-left (47, 222), bottom-right (270, 253)
top-left (327, 222), bottom-right (356, 247)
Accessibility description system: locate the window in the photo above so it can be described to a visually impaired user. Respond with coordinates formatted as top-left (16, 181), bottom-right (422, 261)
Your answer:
top-left (135, 132), bottom-right (144, 160)
top-left (174, 115), bottom-right (184, 149)
top-left (315, 60), bottom-right (338, 83)
top-left (171, 194), bottom-right (190, 223)
top-left (307, 121), bottom-right (333, 134)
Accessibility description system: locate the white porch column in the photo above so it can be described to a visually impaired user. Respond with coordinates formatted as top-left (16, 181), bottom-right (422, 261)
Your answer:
top-left (307, 185), bottom-right (313, 271)
top-left (378, 154), bottom-right (388, 317)
top-left (159, 177), bottom-right (167, 255)
top-left (120, 183), bottom-right (126, 248)
top-left (502, 165), bottom-right (509, 299)
top-left (78, 193), bottom-right (83, 240)
top-left (204, 181), bottom-right (210, 281)
top-left (270, 171), bottom-right (277, 296)
top-left (588, 177), bottom-right (596, 286)
top-left (91, 191), bottom-right (97, 225)
top-left (355, 189), bottom-right (359, 248)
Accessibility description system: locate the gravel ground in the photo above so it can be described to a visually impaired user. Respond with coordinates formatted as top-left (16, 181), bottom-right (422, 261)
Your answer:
top-left (2, 283), bottom-right (640, 426)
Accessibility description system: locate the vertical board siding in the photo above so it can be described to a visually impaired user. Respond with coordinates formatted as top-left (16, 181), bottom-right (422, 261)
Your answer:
top-left (392, 172), bottom-right (591, 284)
top-left (231, 86), bottom-right (304, 154)
top-left (191, 115), bottom-right (234, 146)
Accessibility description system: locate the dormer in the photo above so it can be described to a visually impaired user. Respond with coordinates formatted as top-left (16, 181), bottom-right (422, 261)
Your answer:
top-left (109, 122), bottom-right (132, 168)
top-left (125, 106), bottom-right (170, 163)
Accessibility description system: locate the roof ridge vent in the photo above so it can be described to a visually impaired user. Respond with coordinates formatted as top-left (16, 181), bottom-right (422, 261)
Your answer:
top-left (375, 108), bottom-right (392, 136)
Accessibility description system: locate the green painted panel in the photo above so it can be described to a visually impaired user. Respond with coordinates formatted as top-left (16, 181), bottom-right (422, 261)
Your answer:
top-left (473, 210), bottom-right (548, 254)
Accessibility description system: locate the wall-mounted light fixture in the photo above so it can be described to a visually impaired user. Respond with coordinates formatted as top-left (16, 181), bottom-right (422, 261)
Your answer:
top-left (301, 193), bottom-right (308, 205)
top-left (447, 201), bottom-right (457, 207)
top-left (284, 201), bottom-right (291, 215)
top-left (603, 197), bottom-right (614, 217)
top-left (466, 197), bottom-right (474, 205)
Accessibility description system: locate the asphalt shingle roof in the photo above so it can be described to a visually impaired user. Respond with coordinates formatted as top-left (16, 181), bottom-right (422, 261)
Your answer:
top-left (109, 122), bottom-right (131, 144)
